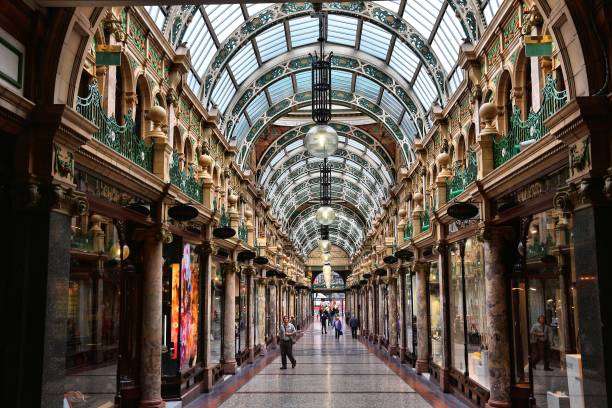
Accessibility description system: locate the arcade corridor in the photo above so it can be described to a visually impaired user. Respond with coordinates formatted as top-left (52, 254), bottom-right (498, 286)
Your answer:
top-left (187, 321), bottom-right (467, 408)
top-left (1, 1), bottom-right (612, 407)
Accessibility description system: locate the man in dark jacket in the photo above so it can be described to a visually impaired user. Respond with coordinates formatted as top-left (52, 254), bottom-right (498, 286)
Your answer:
top-left (320, 308), bottom-right (329, 334)
top-left (349, 316), bottom-right (359, 338)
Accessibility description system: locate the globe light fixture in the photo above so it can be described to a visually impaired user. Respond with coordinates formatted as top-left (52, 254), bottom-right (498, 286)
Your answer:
top-left (316, 205), bottom-right (336, 225)
top-left (321, 253), bottom-right (331, 262)
top-left (319, 239), bottom-right (331, 252)
top-left (305, 124), bottom-right (338, 158)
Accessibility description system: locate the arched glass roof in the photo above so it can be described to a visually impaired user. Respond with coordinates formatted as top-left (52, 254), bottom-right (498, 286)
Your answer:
top-left (145, 1), bottom-right (504, 256)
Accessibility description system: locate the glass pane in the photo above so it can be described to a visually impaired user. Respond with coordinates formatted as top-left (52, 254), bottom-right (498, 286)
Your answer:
top-left (211, 263), bottom-right (223, 364)
top-left (360, 22), bottom-right (391, 60)
top-left (256, 24), bottom-right (288, 62)
top-left (268, 77), bottom-right (293, 104)
top-left (449, 241), bottom-right (466, 371)
top-left (389, 40), bottom-right (420, 80)
top-left (228, 43), bottom-right (258, 85)
top-left (245, 92), bottom-right (269, 122)
top-left (402, 0), bottom-right (443, 39)
top-left (464, 238), bottom-right (488, 389)
top-left (289, 16), bottom-right (318, 48)
top-left (211, 69), bottom-right (236, 113)
top-left (328, 14), bottom-right (358, 46)
top-left (205, 4), bottom-right (245, 44)
top-left (429, 262), bottom-right (443, 365)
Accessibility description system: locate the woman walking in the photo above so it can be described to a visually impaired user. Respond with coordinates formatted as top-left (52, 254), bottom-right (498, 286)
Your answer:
top-left (333, 315), bottom-right (343, 339)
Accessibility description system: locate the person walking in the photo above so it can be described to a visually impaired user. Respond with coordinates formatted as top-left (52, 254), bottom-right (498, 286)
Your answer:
top-left (320, 308), bottom-right (329, 334)
top-left (279, 316), bottom-right (297, 369)
top-left (349, 315), bottom-right (359, 338)
top-left (333, 315), bottom-right (343, 339)
top-left (530, 314), bottom-right (553, 371)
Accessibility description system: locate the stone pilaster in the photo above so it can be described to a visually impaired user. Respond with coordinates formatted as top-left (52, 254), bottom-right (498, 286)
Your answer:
top-left (222, 262), bottom-right (237, 374)
top-left (435, 240), bottom-right (452, 392)
top-left (139, 223), bottom-right (172, 408)
top-left (482, 226), bottom-right (513, 408)
top-left (414, 261), bottom-right (430, 374)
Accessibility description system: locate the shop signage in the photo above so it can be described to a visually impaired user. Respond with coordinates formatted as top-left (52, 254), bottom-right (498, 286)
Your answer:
top-left (168, 203), bottom-right (198, 221)
top-left (448, 202), bottom-right (479, 220)
top-left (395, 249), bottom-right (414, 261)
top-left (524, 35), bottom-right (553, 57)
top-left (95, 44), bottom-right (122, 65)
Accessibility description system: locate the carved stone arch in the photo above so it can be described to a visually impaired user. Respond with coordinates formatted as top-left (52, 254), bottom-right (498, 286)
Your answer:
top-left (184, 136), bottom-right (195, 165)
top-left (496, 69), bottom-right (514, 135)
top-left (135, 74), bottom-right (154, 138)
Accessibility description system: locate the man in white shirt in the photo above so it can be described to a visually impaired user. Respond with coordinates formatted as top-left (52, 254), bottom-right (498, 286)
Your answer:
top-left (279, 315), bottom-right (297, 369)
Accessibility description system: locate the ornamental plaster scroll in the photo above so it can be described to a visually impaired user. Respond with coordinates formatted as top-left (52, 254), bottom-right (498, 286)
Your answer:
top-left (199, 2), bottom-right (450, 106)
top-left (236, 91), bottom-right (415, 169)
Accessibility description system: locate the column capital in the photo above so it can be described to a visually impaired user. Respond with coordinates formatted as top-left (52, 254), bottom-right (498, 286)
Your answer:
top-left (411, 260), bottom-right (429, 274)
top-left (432, 239), bottom-right (448, 256)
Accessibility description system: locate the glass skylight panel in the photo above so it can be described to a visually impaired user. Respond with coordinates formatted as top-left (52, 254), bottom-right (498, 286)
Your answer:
top-left (402, 0), bottom-right (443, 39)
top-left (289, 16), bottom-right (319, 48)
top-left (347, 138), bottom-right (365, 151)
top-left (268, 77), bottom-right (293, 104)
top-left (380, 90), bottom-right (403, 122)
top-left (355, 76), bottom-right (381, 101)
top-left (431, 7), bottom-right (465, 72)
top-left (245, 92), bottom-right (268, 122)
top-left (232, 114), bottom-right (249, 142)
top-left (482, 0), bottom-right (503, 24)
top-left (228, 43), bottom-right (258, 84)
top-left (360, 22), bottom-right (391, 60)
top-left (448, 67), bottom-right (464, 94)
top-left (145, 6), bottom-right (166, 32)
top-left (327, 15), bottom-right (357, 47)
top-left (187, 70), bottom-right (201, 94)
top-left (286, 140), bottom-right (302, 152)
top-left (256, 24), bottom-right (288, 62)
top-left (295, 71), bottom-right (312, 93)
top-left (332, 70), bottom-right (352, 92)
top-left (413, 71), bottom-right (438, 109)
top-left (183, 10), bottom-right (216, 74)
top-left (389, 40), bottom-right (419, 81)
top-left (246, 3), bottom-right (273, 17)
top-left (366, 149), bottom-right (382, 165)
top-left (210, 69), bottom-right (235, 113)
top-left (400, 111), bottom-right (418, 141)
top-left (205, 4), bottom-right (245, 44)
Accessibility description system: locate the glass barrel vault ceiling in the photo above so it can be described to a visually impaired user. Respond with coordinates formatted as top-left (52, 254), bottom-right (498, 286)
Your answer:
top-left (146, 1), bottom-right (504, 256)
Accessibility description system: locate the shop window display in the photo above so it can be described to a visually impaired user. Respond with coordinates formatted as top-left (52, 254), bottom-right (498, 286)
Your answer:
top-left (429, 262), bottom-right (443, 366)
top-left (236, 271), bottom-right (247, 353)
top-left (449, 238), bottom-right (488, 389)
top-left (65, 214), bottom-right (123, 407)
top-left (210, 263), bottom-right (223, 364)
top-left (162, 243), bottom-right (200, 373)
top-left (511, 210), bottom-right (583, 407)
top-left (404, 270), bottom-right (416, 354)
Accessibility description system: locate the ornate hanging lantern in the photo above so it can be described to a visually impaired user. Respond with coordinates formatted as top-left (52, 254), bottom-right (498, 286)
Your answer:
top-left (316, 159), bottom-right (335, 225)
top-left (305, 6), bottom-right (337, 158)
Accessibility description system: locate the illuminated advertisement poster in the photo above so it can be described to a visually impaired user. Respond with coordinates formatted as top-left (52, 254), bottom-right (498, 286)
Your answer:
top-left (180, 244), bottom-right (199, 368)
top-left (171, 263), bottom-right (180, 360)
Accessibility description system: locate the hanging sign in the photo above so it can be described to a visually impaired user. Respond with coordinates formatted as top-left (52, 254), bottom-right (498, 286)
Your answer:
top-left (524, 35), bottom-right (553, 57)
top-left (95, 44), bottom-right (122, 66)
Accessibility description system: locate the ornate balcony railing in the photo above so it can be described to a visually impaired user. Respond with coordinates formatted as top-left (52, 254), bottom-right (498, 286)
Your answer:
top-left (404, 223), bottom-right (412, 241)
top-left (76, 81), bottom-right (153, 171)
top-left (169, 152), bottom-right (203, 202)
top-left (446, 149), bottom-right (477, 201)
top-left (420, 208), bottom-right (430, 232)
top-left (238, 220), bottom-right (248, 241)
top-left (493, 75), bottom-right (567, 168)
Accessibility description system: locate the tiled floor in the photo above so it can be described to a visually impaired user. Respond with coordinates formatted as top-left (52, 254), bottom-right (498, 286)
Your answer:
top-left (218, 322), bottom-right (433, 408)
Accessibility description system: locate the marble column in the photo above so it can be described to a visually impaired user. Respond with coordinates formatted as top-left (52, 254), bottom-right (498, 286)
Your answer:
top-left (368, 285), bottom-right (374, 340)
top-left (378, 280), bottom-right (386, 345)
top-left (436, 241), bottom-right (452, 392)
top-left (139, 224), bottom-right (169, 408)
top-left (246, 267), bottom-right (255, 363)
top-left (388, 275), bottom-right (399, 355)
top-left (256, 277), bottom-right (266, 355)
top-left (414, 261), bottom-right (430, 374)
top-left (483, 227), bottom-right (513, 408)
top-left (398, 266), bottom-right (408, 361)
top-left (222, 263), bottom-right (237, 374)
top-left (269, 280), bottom-right (278, 349)
top-left (200, 241), bottom-right (214, 391)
